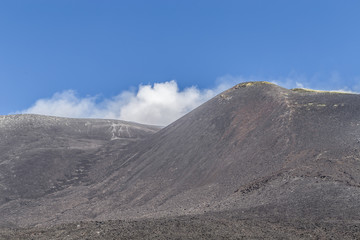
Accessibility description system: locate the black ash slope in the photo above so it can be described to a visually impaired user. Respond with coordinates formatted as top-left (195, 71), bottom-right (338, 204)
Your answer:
top-left (1, 82), bottom-right (360, 238)
top-left (0, 115), bottom-right (160, 227)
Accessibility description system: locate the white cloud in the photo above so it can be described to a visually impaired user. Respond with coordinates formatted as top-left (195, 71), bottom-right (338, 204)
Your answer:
top-left (20, 75), bottom-right (359, 126)
top-left (21, 80), bottom-right (231, 126)
top-left (22, 90), bottom-right (98, 118)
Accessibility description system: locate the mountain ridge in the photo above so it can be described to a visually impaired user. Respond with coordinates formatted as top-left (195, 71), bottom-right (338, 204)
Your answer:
top-left (1, 82), bottom-right (360, 238)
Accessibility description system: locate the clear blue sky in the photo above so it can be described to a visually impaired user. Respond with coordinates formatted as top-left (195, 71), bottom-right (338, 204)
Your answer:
top-left (1, 0), bottom-right (360, 117)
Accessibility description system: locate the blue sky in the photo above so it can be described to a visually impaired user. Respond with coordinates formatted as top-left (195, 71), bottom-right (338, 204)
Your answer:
top-left (1, 0), bottom-right (360, 125)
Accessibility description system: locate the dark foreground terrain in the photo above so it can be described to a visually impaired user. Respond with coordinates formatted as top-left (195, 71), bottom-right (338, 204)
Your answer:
top-left (1, 81), bottom-right (360, 238)
top-left (1, 211), bottom-right (360, 240)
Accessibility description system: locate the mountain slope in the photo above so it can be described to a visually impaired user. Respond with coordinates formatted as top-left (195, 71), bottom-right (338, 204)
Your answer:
top-left (86, 81), bottom-right (360, 222)
top-left (1, 82), bottom-right (360, 233)
top-left (0, 115), bottom-right (159, 212)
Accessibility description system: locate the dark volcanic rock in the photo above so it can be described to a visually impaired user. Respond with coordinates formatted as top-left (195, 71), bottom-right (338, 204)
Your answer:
top-left (1, 82), bottom-right (360, 238)
top-left (0, 115), bottom-right (160, 226)
top-left (2, 211), bottom-right (360, 240)
top-left (82, 82), bottom-right (360, 223)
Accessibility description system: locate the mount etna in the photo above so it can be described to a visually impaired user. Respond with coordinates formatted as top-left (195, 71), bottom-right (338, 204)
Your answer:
top-left (1, 82), bottom-right (360, 239)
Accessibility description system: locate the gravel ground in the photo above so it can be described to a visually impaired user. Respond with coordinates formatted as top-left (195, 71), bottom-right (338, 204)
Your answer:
top-left (1, 212), bottom-right (359, 240)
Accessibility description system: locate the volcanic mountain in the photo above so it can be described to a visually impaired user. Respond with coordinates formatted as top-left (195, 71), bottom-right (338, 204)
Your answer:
top-left (1, 82), bottom-right (360, 239)
top-left (0, 116), bottom-right (160, 218)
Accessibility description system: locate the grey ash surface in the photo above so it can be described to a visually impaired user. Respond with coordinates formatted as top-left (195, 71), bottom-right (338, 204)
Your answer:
top-left (1, 213), bottom-right (360, 240)
top-left (1, 82), bottom-right (360, 238)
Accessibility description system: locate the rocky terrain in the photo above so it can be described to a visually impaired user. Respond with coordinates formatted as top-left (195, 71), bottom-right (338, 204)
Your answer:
top-left (2, 211), bottom-right (360, 240)
top-left (0, 115), bottom-right (160, 227)
top-left (1, 81), bottom-right (360, 238)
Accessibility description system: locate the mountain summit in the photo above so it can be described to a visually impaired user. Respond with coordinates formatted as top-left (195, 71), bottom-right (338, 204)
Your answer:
top-left (1, 82), bottom-right (360, 238)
